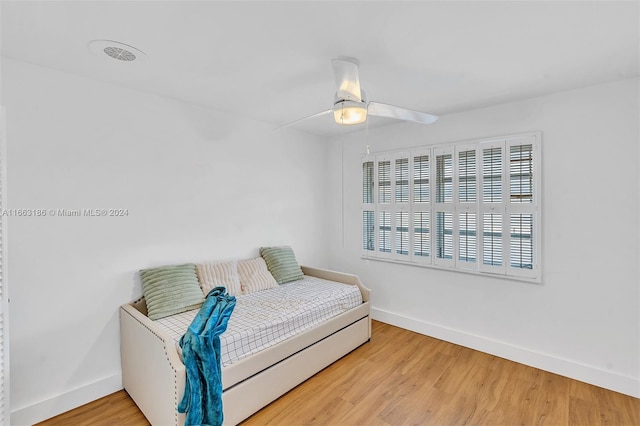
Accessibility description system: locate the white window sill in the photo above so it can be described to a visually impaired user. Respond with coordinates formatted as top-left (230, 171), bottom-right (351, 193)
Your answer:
top-left (360, 255), bottom-right (542, 284)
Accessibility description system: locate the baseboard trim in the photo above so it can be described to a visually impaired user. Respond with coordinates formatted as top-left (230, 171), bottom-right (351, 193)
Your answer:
top-left (371, 308), bottom-right (640, 398)
top-left (11, 373), bottom-right (122, 425)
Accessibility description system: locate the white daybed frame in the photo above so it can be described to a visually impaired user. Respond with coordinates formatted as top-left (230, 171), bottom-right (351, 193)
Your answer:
top-left (120, 266), bottom-right (371, 425)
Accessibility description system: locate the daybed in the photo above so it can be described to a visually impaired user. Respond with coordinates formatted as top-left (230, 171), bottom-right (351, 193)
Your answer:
top-left (120, 265), bottom-right (371, 425)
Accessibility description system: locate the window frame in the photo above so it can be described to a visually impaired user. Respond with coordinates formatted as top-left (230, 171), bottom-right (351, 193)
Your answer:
top-left (361, 132), bottom-right (542, 283)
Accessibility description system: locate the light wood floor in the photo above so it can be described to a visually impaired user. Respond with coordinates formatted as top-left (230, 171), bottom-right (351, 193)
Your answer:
top-left (38, 321), bottom-right (639, 426)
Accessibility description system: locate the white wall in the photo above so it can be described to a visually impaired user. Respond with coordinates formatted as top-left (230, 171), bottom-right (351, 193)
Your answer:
top-left (327, 78), bottom-right (640, 397)
top-left (2, 58), bottom-right (329, 425)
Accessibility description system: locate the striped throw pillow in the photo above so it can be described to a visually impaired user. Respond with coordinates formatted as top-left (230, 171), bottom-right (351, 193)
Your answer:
top-left (259, 246), bottom-right (304, 284)
top-left (196, 260), bottom-right (242, 296)
top-left (140, 263), bottom-right (205, 320)
top-left (237, 257), bottom-right (278, 294)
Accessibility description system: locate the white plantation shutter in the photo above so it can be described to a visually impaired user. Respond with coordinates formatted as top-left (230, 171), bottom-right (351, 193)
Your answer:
top-left (510, 143), bottom-right (534, 203)
top-left (456, 147), bottom-right (478, 269)
top-left (413, 154), bottom-right (430, 204)
top-left (395, 157), bottom-right (409, 203)
top-left (458, 149), bottom-right (477, 203)
top-left (362, 211), bottom-right (375, 252)
top-left (362, 161), bottom-right (375, 254)
top-left (481, 212), bottom-right (504, 269)
top-left (435, 150), bottom-right (453, 204)
top-left (378, 211), bottom-right (392, 254)
top-left (395, 211), bottom-right (409, 256)
top-left (377, 159), bottom-right (391, 204)
top-left (510, 214), bottom-right (534, 269)
top-left (362, 160), bottom-right (374, 204)
top-left (376, 155), bottom-right (393, 258)
top-left (482, 146), bottom-right (503, 203)
top-left (458, 212), bottom-right (477, 265)
top-left (506, 137), bottom-right (538, 278)
top-left (435, 211), bottom-right (454, 262)
top-left (393, 154), bottom-right (410, 259)
top-left (434, 148), bottom-right (454, 266)
top-left (413, 211), bottom-right (430, 259)
top-left (0, 106), bottom-right (8, 424)
top-left (412, 151), bottom-right (430, 262)
top-left (361, 132), bottom-right (540, 282)
top-left (479, 142), bottom-right (506, 274)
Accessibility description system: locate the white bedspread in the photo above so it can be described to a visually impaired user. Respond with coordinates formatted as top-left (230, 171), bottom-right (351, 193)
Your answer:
top-left (155, 275), bottom-right (363, 366)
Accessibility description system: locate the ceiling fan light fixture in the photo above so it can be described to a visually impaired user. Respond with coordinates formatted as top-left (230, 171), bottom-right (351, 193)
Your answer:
top-left (333, 100), bottom-right (367, 125)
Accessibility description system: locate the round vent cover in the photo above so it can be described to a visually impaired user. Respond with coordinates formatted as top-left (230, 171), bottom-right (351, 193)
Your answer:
top-left (103, 46), bottom-right (136, 61)
top-left (88, 40), bottom-right (146, 62)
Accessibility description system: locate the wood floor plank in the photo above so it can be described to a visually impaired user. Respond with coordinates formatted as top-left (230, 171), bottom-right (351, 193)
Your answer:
top-left (37, 321), bottom-right (639, 426)
top-left (36, 390), bottom-right (150, 426)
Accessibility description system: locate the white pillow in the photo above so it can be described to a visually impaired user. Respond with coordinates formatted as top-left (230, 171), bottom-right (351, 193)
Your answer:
top-left (237, 257), bottom-right (278, 294)
top-left (196, 260), bottom-right (242, 296)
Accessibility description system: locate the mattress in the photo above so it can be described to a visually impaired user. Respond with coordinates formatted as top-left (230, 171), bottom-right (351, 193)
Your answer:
top-left (155, 275), bottom-right (363, 367)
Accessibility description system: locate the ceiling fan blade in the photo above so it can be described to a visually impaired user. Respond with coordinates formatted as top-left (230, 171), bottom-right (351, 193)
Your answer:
top-left (332, 58), bottom-right (362, 102)
top-left (368, 101), bottom-right (439, 125)
top-left (274, 109), bottom-right (332, 130)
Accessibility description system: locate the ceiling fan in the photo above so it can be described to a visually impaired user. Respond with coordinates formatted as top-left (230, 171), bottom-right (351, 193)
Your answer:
top-left (277, 57), bottom-right (438, 129)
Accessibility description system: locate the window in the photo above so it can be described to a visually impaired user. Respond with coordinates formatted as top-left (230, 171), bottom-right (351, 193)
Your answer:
top-left (361, 132), bottom-right (541, 282)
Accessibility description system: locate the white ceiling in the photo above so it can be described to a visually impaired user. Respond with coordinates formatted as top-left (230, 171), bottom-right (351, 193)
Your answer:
top-left (2, 1), bottom-right (638, 136)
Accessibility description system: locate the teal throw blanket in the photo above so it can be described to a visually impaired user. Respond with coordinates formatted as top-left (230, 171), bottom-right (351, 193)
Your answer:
top-left (178, 287), bottom-right (236, 426)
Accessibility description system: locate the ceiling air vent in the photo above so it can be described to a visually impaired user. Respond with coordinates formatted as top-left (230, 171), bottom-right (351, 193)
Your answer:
top-left (103, 46), bottom-right (136, 61)
top-left (88, 40), bottom-right (146, 62)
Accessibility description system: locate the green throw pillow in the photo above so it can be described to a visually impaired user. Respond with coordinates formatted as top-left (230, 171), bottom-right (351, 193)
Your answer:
top-left (259, 246), bottom-right (304, 284)
top-left (140, 263), bottom-right (205, 320)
